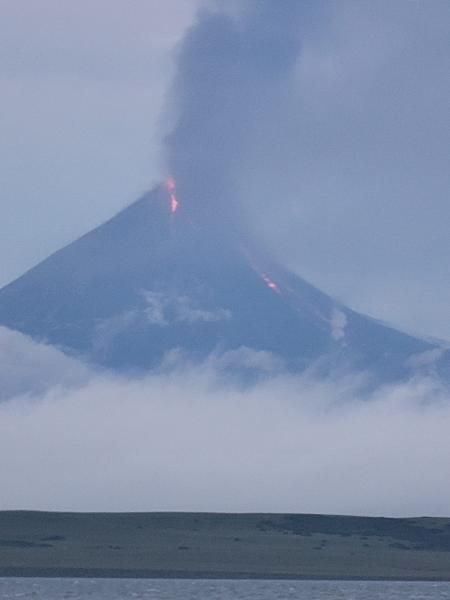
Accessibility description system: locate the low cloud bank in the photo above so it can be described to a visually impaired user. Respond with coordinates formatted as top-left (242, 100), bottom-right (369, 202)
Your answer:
top-left (0, 326), bottom-right (90, 400)
top-left (1, 327), bottom-right (449, 516)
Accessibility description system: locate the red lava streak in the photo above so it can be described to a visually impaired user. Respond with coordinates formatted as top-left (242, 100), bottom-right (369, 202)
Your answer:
top-left (165, 177), bottom-right (179, 214)
top-left (262, 274), bottom-right (281, 294)
top-left (170, 195), bottom-right (179, 214)
top-left (240, 247), bottom-right (282, 295)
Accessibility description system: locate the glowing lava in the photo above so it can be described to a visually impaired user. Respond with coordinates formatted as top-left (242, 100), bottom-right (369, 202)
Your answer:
top-left (261, 273), bottom-right (281, 294)
top-left (240, 247), bottom-right (282, 295)
top-left (165, 176), bottom-right (179, 214)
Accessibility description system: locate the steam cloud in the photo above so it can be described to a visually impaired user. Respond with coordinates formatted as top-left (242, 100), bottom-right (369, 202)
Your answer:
top-left (166, 0), bottom-right (311, 235)
top-left (1, 326), bottom-right (450, 516)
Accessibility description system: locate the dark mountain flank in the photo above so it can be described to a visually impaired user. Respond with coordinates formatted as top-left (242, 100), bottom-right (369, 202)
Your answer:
top-left (0, 182), bottom-right (448, 381)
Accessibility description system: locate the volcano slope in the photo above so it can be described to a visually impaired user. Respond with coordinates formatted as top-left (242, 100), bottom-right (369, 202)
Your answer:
top-left (0, 183), bottom-right (448, 382)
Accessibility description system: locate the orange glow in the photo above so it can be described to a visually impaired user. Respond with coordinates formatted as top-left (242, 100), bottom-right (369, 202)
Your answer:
top-left (170, 194), bottom-right (179, 214)
top-left (240, 247), bottom-right (283, 296)
top-left (166, 176), bottom-right (176, 192)
top-left (261, 273), bottom-right (281, 294)
top-left (165, 176), bottom-right (179, 214)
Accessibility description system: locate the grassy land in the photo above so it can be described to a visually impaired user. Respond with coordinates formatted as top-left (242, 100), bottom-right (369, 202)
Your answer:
top-left (1, 511), bottom-right (450, 580)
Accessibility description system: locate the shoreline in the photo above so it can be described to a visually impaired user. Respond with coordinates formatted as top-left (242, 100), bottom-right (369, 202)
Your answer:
top-left (1, 570), bottom-right (450, 582)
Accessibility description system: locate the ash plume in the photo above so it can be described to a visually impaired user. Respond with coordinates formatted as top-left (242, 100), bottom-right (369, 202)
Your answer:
top-left (165, 0), bottom-right (310, 236)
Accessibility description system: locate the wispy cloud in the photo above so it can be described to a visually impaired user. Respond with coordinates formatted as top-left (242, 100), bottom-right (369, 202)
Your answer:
top-left (144, 291), bottom-right (231, 326)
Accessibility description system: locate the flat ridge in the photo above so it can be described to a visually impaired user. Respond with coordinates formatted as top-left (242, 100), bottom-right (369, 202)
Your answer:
top-left (1, 511), bottom-right (450, 581)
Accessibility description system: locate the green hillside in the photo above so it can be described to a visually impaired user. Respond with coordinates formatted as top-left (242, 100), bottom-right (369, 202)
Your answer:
top-left (1, 511), bottom-right (450, 580)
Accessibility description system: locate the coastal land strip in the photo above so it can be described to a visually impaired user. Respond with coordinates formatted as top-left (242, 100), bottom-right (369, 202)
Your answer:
top-left (1, 511), bottom-right (450, 581)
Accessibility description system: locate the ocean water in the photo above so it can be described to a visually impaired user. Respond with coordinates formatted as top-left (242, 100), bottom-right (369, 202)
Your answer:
top-left (1, 579), bottom-right (450, 599)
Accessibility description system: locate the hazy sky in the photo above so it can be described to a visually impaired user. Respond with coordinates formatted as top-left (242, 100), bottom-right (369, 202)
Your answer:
top-left (1, 0), bottom-right (449, 341)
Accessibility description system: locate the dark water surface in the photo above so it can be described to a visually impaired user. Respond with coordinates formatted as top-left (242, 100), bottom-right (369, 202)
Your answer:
top-left (1, 578), bottom-right (450, 599)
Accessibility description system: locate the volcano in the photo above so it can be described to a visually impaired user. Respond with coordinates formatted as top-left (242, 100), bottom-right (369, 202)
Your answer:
top-left (0, 183), bottom-right (448, 382)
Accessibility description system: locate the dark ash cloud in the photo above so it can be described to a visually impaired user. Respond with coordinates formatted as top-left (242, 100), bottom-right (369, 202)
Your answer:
top-left (164, 0), bottom-right (450, 340)
top-left (165, 0), bottom-right (318, 235)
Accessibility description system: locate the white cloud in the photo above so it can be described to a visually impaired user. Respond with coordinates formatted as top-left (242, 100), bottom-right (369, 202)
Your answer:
top-left (0, 326), bottom-right (90, 400)
top-left (209, 347), bottom-right (283, 374)
top-left (1, 327), bottom-right (450, 517)
top-left (330, 308), bottom-right (347, 342)
top-left (143, 291), bottom-right (231, 326)
top-left (406, 347), bottom-right (447, 370)
top-left (174, 296), bottom-right (232, 325)
top-left (144, 292), bottom-right (169, 326)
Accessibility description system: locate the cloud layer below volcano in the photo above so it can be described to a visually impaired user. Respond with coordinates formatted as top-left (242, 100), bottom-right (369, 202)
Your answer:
top-left (1, 326), bottom-right (450, 516)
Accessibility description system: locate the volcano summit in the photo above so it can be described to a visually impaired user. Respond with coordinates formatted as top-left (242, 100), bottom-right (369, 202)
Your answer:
top-left (0, 180), bottom-right (448, 384)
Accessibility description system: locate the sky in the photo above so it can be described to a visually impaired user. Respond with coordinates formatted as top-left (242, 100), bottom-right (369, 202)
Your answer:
top-left (1, 0), bottom-right (449, 339)
top-left (1, 1), bottom-right (450, 516)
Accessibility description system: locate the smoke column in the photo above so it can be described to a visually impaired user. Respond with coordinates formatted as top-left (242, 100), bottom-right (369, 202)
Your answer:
top-left (165, 0), bottom-right (310, 237)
